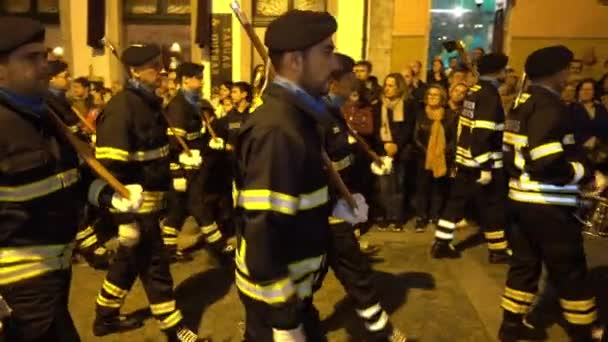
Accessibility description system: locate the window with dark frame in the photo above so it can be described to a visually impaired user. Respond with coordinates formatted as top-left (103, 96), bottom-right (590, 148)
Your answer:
top-left (253, 0), bottom-right (326, 26)
top-left (124, 0), bottom-right (190, 24)
top-left (0, 0), bottom-right (59, 23)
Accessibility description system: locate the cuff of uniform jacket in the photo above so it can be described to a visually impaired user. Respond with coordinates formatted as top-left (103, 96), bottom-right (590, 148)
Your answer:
top-left (87, 179), bottom-right (115, 207)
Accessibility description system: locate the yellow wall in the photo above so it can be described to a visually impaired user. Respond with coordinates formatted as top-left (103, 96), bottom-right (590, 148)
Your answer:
top-left (507, 0), bottom-right (608, 77)
top-left (391, 0), bottom-right (431, 79)
top-left (335, 0), bottom-right (365, 60)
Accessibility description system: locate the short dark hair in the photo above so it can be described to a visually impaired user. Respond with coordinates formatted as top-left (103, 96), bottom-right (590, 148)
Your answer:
top-left (220, 80), bottom-right (233, 89)
top-left (73, 77), bottom-right (90, 88)
top-left (575, 78), bottom-right (598, 101)
top-left (232, 81), bottom-right (253, 102)
top-left (354, 60), bottom-right (372, 73)
top-left (330, 53), bottom-right (355, 81)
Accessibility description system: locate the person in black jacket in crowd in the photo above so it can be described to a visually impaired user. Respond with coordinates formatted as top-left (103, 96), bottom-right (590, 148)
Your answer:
top-left (426, 58), bottom-right (449, 90)
top-left (412, 84), bottom-right (458, 232)
top-left (372, 73), bottom-right (417, 231)
top-left (571, 78), bottom-right (608, 169)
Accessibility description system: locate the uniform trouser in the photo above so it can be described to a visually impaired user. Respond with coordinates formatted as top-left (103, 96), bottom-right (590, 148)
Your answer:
top-left (239, 293), bottom-right (326, 342)
top-left (413, 164), bottom-right (450, 221)
top-left (96, 213), bottom-right (183, 331)
top-left (325, 221), bottom-right (391, 339)
top-left (501, 201), bottom-right (597, 338)
top-left (161, 187), bottom-right (228, 253)
top-left (2, 270), bottom-right (79, 342)
top-left (435, 169), bottom-right (508, 251)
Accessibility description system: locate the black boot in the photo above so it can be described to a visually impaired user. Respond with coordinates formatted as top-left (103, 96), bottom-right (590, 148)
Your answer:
top-left (93, 315), bottom-right (143, 336)
top-left (415, 217), bottom-right (427, 233)
top-left (209, 244), bottom-right (235, 267)
top-left (489, 249), bottom-right (512, 264)
top-left (430, 240), bottom-right (460, 259)
top-left (498, 320), bottom-right (547, 341)
top-left (166, 325), bottom-right (211, 342)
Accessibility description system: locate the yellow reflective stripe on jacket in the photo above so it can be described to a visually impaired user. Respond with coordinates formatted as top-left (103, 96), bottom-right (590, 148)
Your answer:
top-left (509, 178), bottom-right (579, 194)
top-left (237, 187), bottom-right (328, 215)
top-left (508, 189), bottom-right (578, 206)
top-left (235, 271), bottom-right (296, 304)
top-left (503, 132), bottom-right (528, 147)
top-left (456, 146), bottom-right (472, 158)
top-left (110, 191), bottom-right (165, 214)
top-left (0, 168), bottom-right (80, 202)
top-left (95, 145), bottom-right (170, 162)
top-left (331, 154), bottom-right (353, 172)
top-left (474, 120), bottom-right (504, 131)
top-left (167, 127), bottom-right (187, 137)
top-left (474, 151), bottom-right (493, 164)
top-left (0, 243), bottom-right (74, 285)
top-left (529, 142), bottom-right (563, 161)
top-left (459, 117), bottom-right (473, 127)
top-left (569, 162), bottom-right (585, 185)
top-left (186, 132), bottom-right (201, 140)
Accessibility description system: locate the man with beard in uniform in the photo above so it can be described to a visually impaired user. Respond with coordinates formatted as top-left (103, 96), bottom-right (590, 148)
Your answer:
top-left (234, 10), bottom-right (367, 341)
top-left (46, 59), bottom-right (114, 269)
top-left (93, 45), bottom-right (207, 341)
top-left (322, 52), bottom-right (408, 342)
top-left (432, 53), bottom-right (511, 263)
top-left (0, 17), bottom-right (144, 341)
top-left (162, 61), bottom-right (233, 263)
top-left (499, 45), bottom-right (606, 342)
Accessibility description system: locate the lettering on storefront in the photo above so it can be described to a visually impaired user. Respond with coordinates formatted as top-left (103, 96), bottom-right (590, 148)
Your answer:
top-left (211, 14), bottom-right (233, 89)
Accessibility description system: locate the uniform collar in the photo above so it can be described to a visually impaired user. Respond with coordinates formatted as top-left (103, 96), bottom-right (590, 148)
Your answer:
top-left (0, 87), bottom-right (47, 117)
top-left (273, 75), bottom-right (327, 115)
top-left (479, 76), bottom-right (501, 89)
top-left (531, 83), bottom-right (561, 98)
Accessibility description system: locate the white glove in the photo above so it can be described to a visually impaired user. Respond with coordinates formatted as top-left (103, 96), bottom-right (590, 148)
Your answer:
top-left (118, 222), bottom-right (141, 247)
top-left (91, 134), bottom-right (96, 144)
top-left (173, 177), bottom-right (187, 192)
top-left (272, 325), bottom-right (306, 342)
top-left (370, 156), bottom-right (393, 175)
top-left (111, 184), bottom-right (144, 213)
top-left (179, 149), bottom-right (202, 168)
top-left (477, 170), bottom-right (492, 185)
top-left (331, 193), bottom-right (369, 225)
top-left (209, 137), bottom-right (225, 150)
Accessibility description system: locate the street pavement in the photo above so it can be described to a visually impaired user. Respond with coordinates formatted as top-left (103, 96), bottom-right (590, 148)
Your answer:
top-left (69, 220), bottom-right (608, 341)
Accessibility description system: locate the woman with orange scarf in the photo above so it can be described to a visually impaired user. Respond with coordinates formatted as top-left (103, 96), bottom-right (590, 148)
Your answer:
top-left (412, 85), bottom-right (458, 232)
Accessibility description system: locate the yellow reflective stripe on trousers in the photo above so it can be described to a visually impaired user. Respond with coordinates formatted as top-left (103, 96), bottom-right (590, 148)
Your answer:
top-left (150, 300), bottom-right (177, 315)
top-left (0, 244), bottom-right (73, 285)
top-left (235, 272), bottom-right (295, 304)
top-left (509, 178), bottom-right (579, 194)
top-left (0, 168), bottom-right (80, 202)
top-left (102, 279), bottom-right (128, 298)
top-left (237, 187), bottom-right (328, 215)
top-left (95, 145), bottom-right (169, 162)
top-left (158, 310), bottom-right (183, 330)
top-left (560, 298), bottom-right (596, 311)
top-left (331, 154), bottom-right (353, 172)
top-left (167, 127), bottom-right (187, 137)
top-left (474, 151), bottom-right (493, 164)
top-left (96, 293), bottom-right (122, 308)
top-left (563, 311), bottom-right (598, 325)
top-left (501, 296), bottom-right (530, 314)
top-left (474, 120), bottom-right (504, 131)
top-left (529, 142), bottom-right (563, 160)
top-left (76, 226), bottom-right (95, 240)
top-left (504, 287), bottom-right (536, 303)
top-left (508, 189), bottom-right (578, 206)
top-left (484, 231), bottom-right (505, 240)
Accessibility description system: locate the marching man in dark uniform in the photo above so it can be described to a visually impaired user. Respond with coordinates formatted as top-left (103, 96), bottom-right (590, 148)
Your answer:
top-left (234, 10), bottom-right (367, 341)
top-left (47, 59), bottom-right (113, 269)
top-left (499, 45), bottom-right (606, 342)
top-left (322, 52), bottom-right (407, 342)
top-left (93, 45), bottom-right (207, 341)
top-left (161, 61), bottom-right (233, 263)
top-left (0, 17), bottom-right (144, 341)
top-left (432, 53), bottom-right (511, 263)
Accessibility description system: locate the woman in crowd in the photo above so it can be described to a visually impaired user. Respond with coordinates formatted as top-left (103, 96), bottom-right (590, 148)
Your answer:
top-left (373, 73), bottom-right (417, 231)
top-left (572, 78), bottom-right (608, 167)
top-left (427, 58), bottom-right (449, 90)
top-left (412, 85), bottom-right (459, 232)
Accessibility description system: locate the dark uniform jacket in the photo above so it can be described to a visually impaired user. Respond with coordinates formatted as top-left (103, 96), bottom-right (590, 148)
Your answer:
top-left (234, 82), bottom-right (331, 329)
top-left (455, 78), bottom-right (505, 171)
top-left (503, 85), bottom-right (593, 207)
top-left (0, 90), bottom-right (113, 281)
top-left (47, 89), bottom-right (81, 135)
top-left (164, 90), bottom-right (208, 180)
top-left (95, 83), bottom-right (170, 222)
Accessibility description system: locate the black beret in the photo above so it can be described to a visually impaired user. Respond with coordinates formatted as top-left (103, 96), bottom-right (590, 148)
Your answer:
top-left (0, 17), bottom-right (45, 54)
top-left (176, 62), bottom-right (204, 79)
top-left (48, 60), bottom-right (68, 77)
top-left (477, 53), bottom-right (509, 75)
top-left (121, 44), bottom-right (161, 67)
top-left (265, 10), bottom-right (337, 52)
top-left (525, 45), bottom-right (574, 80)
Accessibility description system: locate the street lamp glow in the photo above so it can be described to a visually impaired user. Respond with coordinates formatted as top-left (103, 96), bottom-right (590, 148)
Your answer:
top-left (52, 46), bottom-right (64, 56)
top-left (169, 42), bottom-right (181, 53)
top-left (453, 6), bottom-right (465, 18)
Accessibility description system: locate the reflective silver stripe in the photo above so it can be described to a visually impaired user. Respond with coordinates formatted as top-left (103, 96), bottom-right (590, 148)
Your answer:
top-left (0, 168), bottom-right (80, 202)
top-left (357, 303), bottom-right (382, 319)
top-left (288, 255), bottom-right (324, 280)
top-left (529, 142), bottom-right (563, 160)
top-left (456, 146), bottom-right (472, 158)
top-left (0, 243), bottom-right (74, 285)
top-left (95, 145), bottom-right (169, 162)
top-left (474, 151), bottom-right (493, 164)
top-left (455, 155), bottom-right (479, 168)
top-left (294, 273), bottom-right (315, 299)
top-left (509, 178), bottom-right (579, 194)
top-left (235, 272), bottom-right (296, 304)
top-left (150, 300), bottom-right (177, 315)
top-left (167, 127), bottom-right (187, 137)
top-left (331, 154), bottom-right (353, 172)
top-left (435, 230), bottom-right (454, 240)
top-left (158, 310), bottom-right (183, 330)
top-left (569, 162), bottom-right (585, 185)
top-left (88, 179), bottom-right (107, 206)
top-left (366, 311), bottom-right (389, 331)
top-left (475, 120), bottom-right (504, 131)
top-left (508, 189), bottom-right (578, 206)
top-left (237, 187), bottom-right (329, 215)
top-left (438, 219), bottom-right (456, 229)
